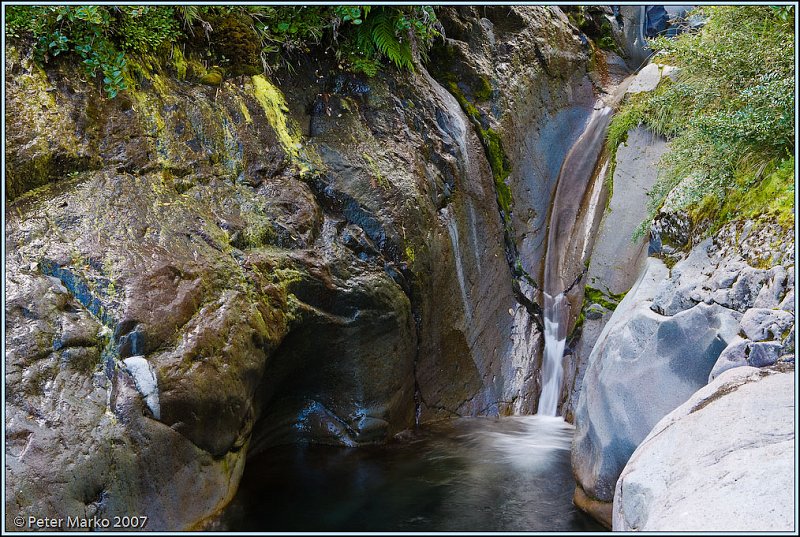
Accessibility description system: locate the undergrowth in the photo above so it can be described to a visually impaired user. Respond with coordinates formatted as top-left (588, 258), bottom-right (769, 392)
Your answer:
top-left (606, 6), bottom-right (795, 241)
top-left (5, 5), bottom-right (442, 97)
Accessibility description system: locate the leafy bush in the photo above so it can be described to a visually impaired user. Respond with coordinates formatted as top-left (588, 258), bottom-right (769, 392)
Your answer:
top-left (6, 6), bottom-right (179, 97)
top-left (5, 5), bottom-right (442, 97)
top-left (611, 6), bottom-right (795, 238)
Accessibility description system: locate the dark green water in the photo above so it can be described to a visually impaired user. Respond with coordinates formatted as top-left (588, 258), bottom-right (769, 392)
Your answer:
top-left (217, 416), bottom-right (606, 532)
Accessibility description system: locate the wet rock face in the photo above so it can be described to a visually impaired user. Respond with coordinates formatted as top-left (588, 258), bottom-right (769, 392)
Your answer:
top-left (425, 6), bottom-right (619, 413)
top-left (614, 365), bottom-right (795, 531)
top-left (431, 6), bottom-right (596, 284)
top-left (248, 249), bottom-right (416, 450)
top-left (5, 47), bottom-right (418, 527)
top-left (7, 6), bottom-right (592, 522)
top-left (5, 253), bottom-right (250, 530)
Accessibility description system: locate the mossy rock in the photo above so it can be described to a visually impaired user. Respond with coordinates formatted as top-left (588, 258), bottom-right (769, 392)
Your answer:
top-left (201, 12), bottom-right (262, 76)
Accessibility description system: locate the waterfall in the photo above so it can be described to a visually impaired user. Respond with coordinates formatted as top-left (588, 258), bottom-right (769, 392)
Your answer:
top-left (537, 105), bottom-right (614, 416)
top-left (538, 292), bottom-right (568, 415)
top-left (444, 207), bottom-right (472, 324)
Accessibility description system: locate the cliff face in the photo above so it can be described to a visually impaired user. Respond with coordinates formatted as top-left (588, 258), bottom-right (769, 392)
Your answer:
top-left (5, 6), bottom-right (603, 529)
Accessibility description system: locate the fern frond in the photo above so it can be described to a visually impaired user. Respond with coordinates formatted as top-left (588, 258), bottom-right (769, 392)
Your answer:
top-left (369, 10), bottom-right (414, 70)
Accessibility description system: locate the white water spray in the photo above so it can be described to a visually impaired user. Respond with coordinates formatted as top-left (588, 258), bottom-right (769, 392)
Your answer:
top-left (538, 292), bottom-right (568, 416)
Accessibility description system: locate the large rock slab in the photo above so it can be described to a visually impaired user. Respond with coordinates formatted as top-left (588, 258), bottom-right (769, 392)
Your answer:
top-left (585, 127), bottom-right (668, 297)
top-left (614, 365), bottom-right (795, 531)
top-left (572, 256), bottom-right (741, 520)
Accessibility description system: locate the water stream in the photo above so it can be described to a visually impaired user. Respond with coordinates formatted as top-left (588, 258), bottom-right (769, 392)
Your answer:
top-left (538, 106), bottom-right (614, 416)
top-left (217, 417), bottom-right (605, 532)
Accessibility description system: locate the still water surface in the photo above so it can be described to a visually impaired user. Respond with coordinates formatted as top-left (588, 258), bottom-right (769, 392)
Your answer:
top-left (219, 416), bottom-right (605, 532)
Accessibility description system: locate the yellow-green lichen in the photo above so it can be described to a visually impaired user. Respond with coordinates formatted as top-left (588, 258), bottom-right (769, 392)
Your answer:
top-left (404, 244), bottom-right (416, 264)
top-left (5, 49), bottom-right (83, 199)
top-left (249, 74), bottom-right (302, 158)
top-left (233, 94), bottom-right (253, 125)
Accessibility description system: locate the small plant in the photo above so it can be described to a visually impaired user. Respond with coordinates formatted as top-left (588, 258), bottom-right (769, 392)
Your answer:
top-left (333, 6), bottom-right (441, 74)
top-left (6, 5), bottom-right (180, 97)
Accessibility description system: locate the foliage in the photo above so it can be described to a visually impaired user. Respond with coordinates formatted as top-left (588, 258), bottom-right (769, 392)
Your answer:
top-left (691, 157), bottom-right (795, 233)
top-left (331, 6), bottom-right (440, 74)
top-left (6, 6), bottom-right (180, 97)
top-left (5, 5), bottom-right (442, 97)
top-left (610, 6), bottom-right (795, 238)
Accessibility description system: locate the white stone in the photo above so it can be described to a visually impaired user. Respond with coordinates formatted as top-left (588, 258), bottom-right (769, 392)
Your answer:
top-left (614, 366), bottom-right (794, 531)
top-left (659, 64), bottom-right (681, 81)
top-left (626, 63), bottom-right (661, 94)
top-left (572, 262), bottom-right (741, 504)
top-left (739, 307), bottom-right (794, 342)
top-left (123, 356), bottom-right (161, 419)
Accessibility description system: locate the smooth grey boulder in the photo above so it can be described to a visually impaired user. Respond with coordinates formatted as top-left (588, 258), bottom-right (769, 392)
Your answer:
top-left (651, 237), bottom-right (716, 316)
top-left (782, 325), bottom-right (795, 355)
top-left (711, 260), bottom-right (747, 289)
top-left (729, 266), bottom-right (770, 312)
top-left (587, 127), bottom-right (668, 298)
top-left (614, 365), bottom-right (795, 531)
top-left (572, 271), bottom-right (741, 509)
top-left (753, 265), bottom-right (788, 308)
top-left (747, 341), bottom-right (784, 367)
top-left (779, 288), bottom-right (794, 311)
top-left (565, 127), bottom-right (668, 421)
top-left (710, 332), bottom-right (792, 381)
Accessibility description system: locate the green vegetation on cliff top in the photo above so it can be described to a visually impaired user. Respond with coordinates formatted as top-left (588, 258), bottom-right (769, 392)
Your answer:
top-left (5, 5), bottom-right (441, 97)
top-left (607, 6), bottom-right (795, 240)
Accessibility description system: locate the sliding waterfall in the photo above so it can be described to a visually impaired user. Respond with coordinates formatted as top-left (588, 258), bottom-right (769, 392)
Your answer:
top-left (538, 106), bottom-right (614, 416)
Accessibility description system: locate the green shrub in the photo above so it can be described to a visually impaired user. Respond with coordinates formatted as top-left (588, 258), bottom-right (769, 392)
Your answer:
top-left (611, 6), bottom-right (795, 238)
top-left (6, 6), bottom-right (180, 97)
top-left (5, 5), bottom-right (442, 97)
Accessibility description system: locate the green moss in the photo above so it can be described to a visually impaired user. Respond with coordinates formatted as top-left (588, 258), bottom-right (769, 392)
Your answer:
top-left (445, 81), bottom-right (513, 222)
top-left (204, 11), bottom-right (262, 75)
top-left (363, 153), bottom-right (389, 189)
top-left (171, 44), bottom-right (187, 80)
top-left (584, 286), bottom-right (626, 311)
top-left (242, 219), bottom-right (276, 249)
top-left (483, 128), bottom-right (513, 220)
top-left (200, 67), bottom-right (223, 86)
top-left (571, 285), bottom-right (626, 340)
top-left (186, 59), bottom-right (208, 80)
top-left (473, 75), bottom-right (494, 101)
top-left (5, 51), bottom-right (85, 199)
top-left (690, 156), bottom-right (795, 232)
top-left (597, 20), bottom-right (620, 53)
top-left (447, 81), bottom-right (482, 124)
